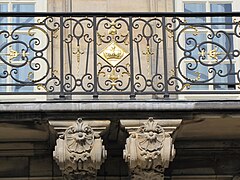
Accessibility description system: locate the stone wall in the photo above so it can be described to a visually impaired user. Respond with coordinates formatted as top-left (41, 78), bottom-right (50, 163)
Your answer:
top-left (48, 0), bottom-right (174, 12)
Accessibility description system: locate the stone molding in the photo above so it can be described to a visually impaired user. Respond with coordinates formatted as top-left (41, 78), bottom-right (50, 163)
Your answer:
top-left (53, 119), bottom-right (107, 179)
top-left (123, 117), bottom-right (182, 180)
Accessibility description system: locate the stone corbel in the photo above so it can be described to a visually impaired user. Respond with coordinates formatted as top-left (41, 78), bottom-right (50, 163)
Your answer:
top-left (51, 118), bottom-right (108, 180)
top-left (123, 117), bottom-right (182, 180)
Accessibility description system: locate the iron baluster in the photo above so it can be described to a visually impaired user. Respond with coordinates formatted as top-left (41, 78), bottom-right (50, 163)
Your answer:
top-left (162, 16), bottom-right (169, 99)
top-left (129, 16), bottom-right (135, 100)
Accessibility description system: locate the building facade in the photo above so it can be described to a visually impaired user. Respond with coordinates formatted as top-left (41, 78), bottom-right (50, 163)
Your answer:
top-left (0, 0), bottom-right (240, 179)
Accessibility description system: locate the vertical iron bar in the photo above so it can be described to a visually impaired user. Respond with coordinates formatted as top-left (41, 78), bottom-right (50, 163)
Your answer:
top-left (155, 43), bottom-right (159, 74)
top-left (162, 16), bottom-right (169, 99)
top-left (51, 31), bottom-right (54, 77)
top-left (136, 43), bottom-right (142, 74)
top-left (172, 17), bottom-right (177, 78)
top-left (85, 43), bottom-right (90, 74)
top-left (129, 16), bottom-right (136, 99)
top-left (59, 16), bottom-right (65, 99)
top-left (93, 16), bottom-right (98, 99)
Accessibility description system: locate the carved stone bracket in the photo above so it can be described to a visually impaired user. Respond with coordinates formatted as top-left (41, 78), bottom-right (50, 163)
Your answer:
top-left (123, 117), bottom-right (182, 180)
top-left (52, 119), bottom-right (107, 180)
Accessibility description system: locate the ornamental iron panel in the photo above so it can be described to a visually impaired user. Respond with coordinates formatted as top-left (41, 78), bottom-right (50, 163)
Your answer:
top-left (0, 12), bottom-right (239, 99)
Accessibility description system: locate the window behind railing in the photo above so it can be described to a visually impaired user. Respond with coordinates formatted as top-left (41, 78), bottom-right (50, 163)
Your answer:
top-left (0, 12), bottom-right (240, 100)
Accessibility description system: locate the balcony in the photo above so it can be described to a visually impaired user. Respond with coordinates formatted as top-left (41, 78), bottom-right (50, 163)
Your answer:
top-left (0, 12), bottom-right (240, 100)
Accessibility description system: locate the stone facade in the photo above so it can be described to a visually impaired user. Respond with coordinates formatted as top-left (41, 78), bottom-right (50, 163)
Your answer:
top-left (0, 0), bottom-right (240, 180)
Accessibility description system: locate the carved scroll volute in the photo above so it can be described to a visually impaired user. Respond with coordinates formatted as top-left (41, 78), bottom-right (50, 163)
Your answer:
top-left (123, 117), bottom-right (176, 180)
top-left (53, 119), bottom-right (107, 179)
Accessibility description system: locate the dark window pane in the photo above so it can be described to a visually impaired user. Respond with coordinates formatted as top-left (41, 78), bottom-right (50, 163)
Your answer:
top-left (184, 3), bottom-right (206, 23)
top-left (212, 34), bottom-right (234, 60)
top-left (186, 63), bottom-right (209, 90)
top-left (213, 64), bottom-right (235, 90)
top-left (12, 4), bottom-right (35, 30)
top-left (211, 4), bottom-right (232, 29)
top-left (12, 65), bottom-right (34, 92)
top-left (0, 65), bottom-right (7, 92)
top-left (185, 33), bottom-right (207, 60)
top-left (0, 4), bottom-right (8, 30)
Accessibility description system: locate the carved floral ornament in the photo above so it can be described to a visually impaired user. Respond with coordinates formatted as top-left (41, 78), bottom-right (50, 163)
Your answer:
top-left (53, 119), bottom-right (107, 179)
top-left (123, 117), bottom-right (175, 180)
top-left (53, 117), bottom-right (178, 180)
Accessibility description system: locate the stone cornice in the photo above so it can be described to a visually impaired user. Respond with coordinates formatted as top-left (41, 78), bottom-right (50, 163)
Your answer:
top-left (1, 101), bottom-right (240, 120)
top-left (1, 100), bottom-right (240, 112)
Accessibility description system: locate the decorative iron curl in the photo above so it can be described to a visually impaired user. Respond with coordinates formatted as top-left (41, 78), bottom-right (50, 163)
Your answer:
top-left (45, 76), bottom-right (61, 92)
top-left (41, 16), bottom-right (60, 31)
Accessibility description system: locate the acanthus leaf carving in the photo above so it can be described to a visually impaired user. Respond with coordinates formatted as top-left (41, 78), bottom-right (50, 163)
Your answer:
top-left (53, 118), bottom-right (107, 180)
top-left (123, 117), bottom-right (175, 180)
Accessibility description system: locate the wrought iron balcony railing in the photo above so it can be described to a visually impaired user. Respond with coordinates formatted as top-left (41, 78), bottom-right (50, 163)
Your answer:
top-left (0, 12), bottom-right (240, 100)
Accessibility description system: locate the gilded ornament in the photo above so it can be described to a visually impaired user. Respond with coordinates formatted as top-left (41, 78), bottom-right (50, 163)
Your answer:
top-left (166, 27), bottom-right (174, 38)
top-left (98, 42), bottom-right (128, 67)
top-left (27, 72), bottom-right (34, 82)
top-left (73, 45), bottom-right (84, 63)
top-left (37, 84), bottom-right (47, 91)
top-left (208, 48), bottom-right (221, 61)
top-left (108, 69), bottom-right (119, 89)
top-left (182, 26), bottom-right (199, 36)
top-left (0, 46), bottom-right (29, 63)
top-left (97, 32), bottom-right (105, 46)
top-left (143, 46), bottom-right (154, 78)
top-left (28, 26), bottom-right (47, 36)
top-left (180, 83), bottom-right (191, 91)
top-left (199, 47), bottom-right (224, 61)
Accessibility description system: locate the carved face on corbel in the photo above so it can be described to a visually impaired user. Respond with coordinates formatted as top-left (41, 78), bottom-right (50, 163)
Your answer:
top-left (137, 118), bottom-right (165, 152)
top-left (65, 119), bottom-right (94, 154)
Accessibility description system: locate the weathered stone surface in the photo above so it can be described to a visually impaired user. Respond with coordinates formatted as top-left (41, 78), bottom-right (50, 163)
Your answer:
top-left (53, 119), bottom-right (107, 179)
top-left (0, 157), bottom-right (28, 177)
top-left (123, 117), bottom-right (181, 180)
top-left (30, 156), bottom-right (53, 177)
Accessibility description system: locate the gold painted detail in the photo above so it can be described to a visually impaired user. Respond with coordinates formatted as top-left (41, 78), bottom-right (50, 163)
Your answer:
top-left (97, 62), bottom-right (130, 90)
top-left (143, 46), bottom-right (154, 78)
top-left (52, 70), bottom-right (59, 77)
top-left (73, 45), bottom-right (84, 63)
top-left (143, 46), bottom-right (154, 63)
top-left (108, 69), bottom-right (119, 89)
top-left (169, 69), bottom-right (175, 77)
top-left (233, 18), bottom-right (240, 24)
top-left (0, 46), bottom-right (29, 63)
top-left (180, 83), bottom-right (191, 91)
top-left (28, 72), bottom-right (34, 82)
top-left (98, 42), bottom-right (128, 67)
top-left (53, 28), bottom-right (59, 39)
top-left (28, 26), bottom-right (47, 36)
top-left (97, 62), bottom-right (105, 77)
top-left (109, 22), bottom-right (117, 36)
top-left (97, 32), bottom-right (105, 46)
top-left (199, 47), bottom-right (225, 61)
top-left (166, 27), bottom-right (174, 38)
top-left (37, 84), bottom-right (47, 91)
top-left (121, 33), bottom-right (129, 45)
top-left (182, 26), bottom-right (199, 36)
top-left (208, 48), bottom-right (221, 61)
top-left (189, 72), bottom-right (201, 82)
top-left (190, 26), bottom-right (199, 36)
top-left (37, 18), bottom-right (43, 24)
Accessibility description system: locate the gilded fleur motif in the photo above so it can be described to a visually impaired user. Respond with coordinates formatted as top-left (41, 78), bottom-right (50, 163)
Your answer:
top-left (98, 42), bottom-right (128, 67)
top-left (0, 46), bottom-right (29, 63)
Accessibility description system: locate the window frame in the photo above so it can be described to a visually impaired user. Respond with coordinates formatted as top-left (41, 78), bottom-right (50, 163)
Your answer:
top-left (0, 0), bottom-right (47, 100)
top-left (175, 0), bottom-right (240, 96)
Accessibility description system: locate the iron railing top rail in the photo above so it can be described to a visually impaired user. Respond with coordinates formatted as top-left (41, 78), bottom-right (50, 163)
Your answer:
top-left (1, 11), bottom-right (240, 17)
top-left (1, 12), bottom-right (240, 99)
